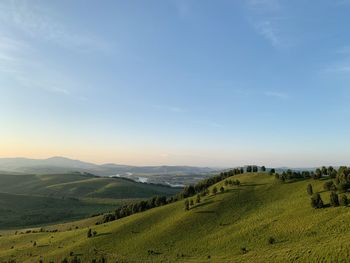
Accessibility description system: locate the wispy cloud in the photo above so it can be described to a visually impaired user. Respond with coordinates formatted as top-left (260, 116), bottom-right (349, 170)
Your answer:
top-left (0, 1), bottom-right (109, 52)
top-left (245, 0), bottom-right (293, 49)
top-left (255, 20), bottom-right (281, 47)
top-left (264, 91), bottom-right (289, 99)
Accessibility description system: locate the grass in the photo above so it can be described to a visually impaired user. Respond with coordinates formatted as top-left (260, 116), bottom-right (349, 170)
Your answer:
top-left (0, 173), bottom-right (179, 229)
top-left (1, 172), bottom-right (350, 262)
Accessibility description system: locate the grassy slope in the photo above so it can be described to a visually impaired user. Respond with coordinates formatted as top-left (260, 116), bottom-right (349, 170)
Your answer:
top-left (0, 173), bottom-right (179, 229)
top-left (1, 173), bottom-right (350, 262)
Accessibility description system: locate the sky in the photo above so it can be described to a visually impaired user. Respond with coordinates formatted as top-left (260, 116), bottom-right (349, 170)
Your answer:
top-left (1, 0), bottom-right (350, 167)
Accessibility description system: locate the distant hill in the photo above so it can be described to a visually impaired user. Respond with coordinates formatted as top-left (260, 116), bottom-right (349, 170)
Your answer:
top-left (1, 172), bottom-right (349, 262)
top-left (0, 172), bottom-right (180, 229)
top-left (0, 156), bottom-right (216, 176)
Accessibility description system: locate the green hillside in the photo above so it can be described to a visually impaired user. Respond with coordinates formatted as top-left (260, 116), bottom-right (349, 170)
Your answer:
top-left (1, 172), bottom-right (349, 262)
top-left (0, 173), bottom-right (179, 229)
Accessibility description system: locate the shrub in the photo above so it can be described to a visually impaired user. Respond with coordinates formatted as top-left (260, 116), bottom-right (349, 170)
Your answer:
top-left (268, 237), bottom-right (275, 245)
top-left (196, 194), bottom-right (201, 204)
top-left (330, 191), bottom-right (339, 207)
top-left (307, 184), bottom-right (313, 195)
top-left (212, 186), bottom-right (218, 195)
top-left (311, 193), bottom-right (323, 209)
top-left (87, 229), bottom-right (92, 238)
top-left (339, 194), bottom-right (348, 206)
top-left (323, 181), bottom-right (334, 191)
top-left (220, 186), bottom-right (225, 193)
top-left (184, 200), bottom-right (190, 211)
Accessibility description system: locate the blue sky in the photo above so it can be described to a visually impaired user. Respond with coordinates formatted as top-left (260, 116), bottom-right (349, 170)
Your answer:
top-left (1, 0), bottom-right (350, 167)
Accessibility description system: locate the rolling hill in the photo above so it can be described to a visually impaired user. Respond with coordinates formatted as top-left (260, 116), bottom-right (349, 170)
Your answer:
top-left (1, 172), bottom-right (349, 262)
top-left (0, 172), bottom-right (180, 229)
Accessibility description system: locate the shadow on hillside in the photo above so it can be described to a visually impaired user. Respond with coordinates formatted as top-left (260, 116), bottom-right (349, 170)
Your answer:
top-left (195, 210), bottom-right (216, 214)
top-left (191, 200), bottom-right (215, 210)
top-left (241, 183), bottom-right (267, 187)
top-left (96, 232), bottom-right (112, 237)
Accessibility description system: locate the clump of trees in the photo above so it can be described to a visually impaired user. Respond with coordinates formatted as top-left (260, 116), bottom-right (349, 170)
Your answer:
top-left (311, 193), bottom-right (324, 209)
top-left (330, 192), bottom-right (339, 207)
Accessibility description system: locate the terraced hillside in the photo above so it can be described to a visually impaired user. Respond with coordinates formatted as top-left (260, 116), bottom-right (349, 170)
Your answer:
top-left (0, 173), bottom-right (180, 229)
top-left (1, 172), bottom-right (349, 262)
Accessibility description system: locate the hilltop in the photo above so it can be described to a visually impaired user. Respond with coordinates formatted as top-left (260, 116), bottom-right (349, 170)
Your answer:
top-left (1, 172), bottom-right (349, 262)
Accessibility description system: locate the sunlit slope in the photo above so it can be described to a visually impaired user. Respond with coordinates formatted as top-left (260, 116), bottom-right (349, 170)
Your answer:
top-left (1, 173), bottom-right (350, 262)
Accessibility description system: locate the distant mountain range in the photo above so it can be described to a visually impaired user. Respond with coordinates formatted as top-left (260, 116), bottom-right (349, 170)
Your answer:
top-left (0, 156), bottom-right (218, 177)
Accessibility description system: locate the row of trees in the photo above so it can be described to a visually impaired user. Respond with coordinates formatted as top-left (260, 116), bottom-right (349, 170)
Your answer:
top-left (308, 183), bottom-right (349, 209)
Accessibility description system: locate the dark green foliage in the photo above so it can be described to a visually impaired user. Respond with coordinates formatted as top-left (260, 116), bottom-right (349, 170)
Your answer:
top-left (184, 200), bottom-right (189, 211)
top-left (87, 228), bottom-right (92, 238)
top-left (269, 168), bottom-right (276, 175)
top-left (330, 192), bottom-right (339, 207)
top-left (307, 184), bottom-right (313, 196)
top-left (220, 186), bottom-right (225, 193)
top-left (61, 259), bottom-right (68, 263)
top-left (252, 166), bottom-right (258, 173)
top-left (323, 181), bottom-right (334, 191)
top-left (339, 194), bottom-right (348, 206)
top-left (311, 193), bottom-right (323, 209)
top-left (33, 241), bottom-right (36, 246)
top-left (246, 166), bottom-right (252, 173)
top-left (268, 237), bottom-right (275, 245)
top-left (196, 194), bottom-right (201, 204)
top-left (189, 199), bottom-right (194, 206)
top-left (102, 213), bottom-right (115, 223)
top-left (93, 231), bottom-right (97, 237)
top-left (261, 166), bottom-right (266, 172)
top-left (212, 186), bottom-right (218, 195)
top-left (70, 256), bottom-right (80, 263)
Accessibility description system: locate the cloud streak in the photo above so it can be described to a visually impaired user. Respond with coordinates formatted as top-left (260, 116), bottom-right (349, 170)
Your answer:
top-left (0, 1), bottom-right (109, 52)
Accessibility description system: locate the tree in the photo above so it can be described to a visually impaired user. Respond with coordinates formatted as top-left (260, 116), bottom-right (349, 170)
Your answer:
top-left (307, 184), bottom-right (313, 196)
top-left (184, 199), bottom-right (190, 211)
top-left (330, 191), bottom-right (339, 207)
top-left (252, 166), bottom-right (258, 173)
top-left (212, 186), bottom-right (218, 195)
top-left (246, 166), bottom-right (252, 173)
top-left (269, 168), bottom-right (276, 175)
top-left (339, 194), bottom-right (348, 206)
top-left (315, 168), bottom-right (322, 179)
top-left (268, 237), bottom-right (275, 245)
top-left (196, 194), bottom-right (201, 204)
top-left (261, 166), bottom-right (266, 172)
top-left (323, 181), bottom-right (334, 191)
top-left (311, 193), bottom-right (323, 209)
top-left (190, 199), bottom-right (194, 206)
top-left (87, 228), bottom-right (92, 238)
top-left (220, 186), bottom-right (225, 193)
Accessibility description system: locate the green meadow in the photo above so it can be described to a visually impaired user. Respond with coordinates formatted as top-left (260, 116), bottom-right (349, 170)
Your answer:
top-left (0, 173), bottom-right (179, 229)
top-left (1, 172), bottom-right (349, 262)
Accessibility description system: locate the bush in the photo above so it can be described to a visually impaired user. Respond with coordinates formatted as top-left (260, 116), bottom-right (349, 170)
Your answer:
top-left (323, 181), bottom-right (334, 191)
top-left (339, 194), bottom-right (348, 206)
top-left (87, 229), bottom-right (92, 238)
top-left (307, 184), bottom-right (313, 195)
top-left (212, 186), bottom-right (218, 195)
top-left (220, 186), bottom-right (225, 193)
top-left (268, 237), bottom-right (275, 245)
top-left (330, 191), bottom-right (339, 207)
top-left (311, 193), bottom-right (323, 209)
